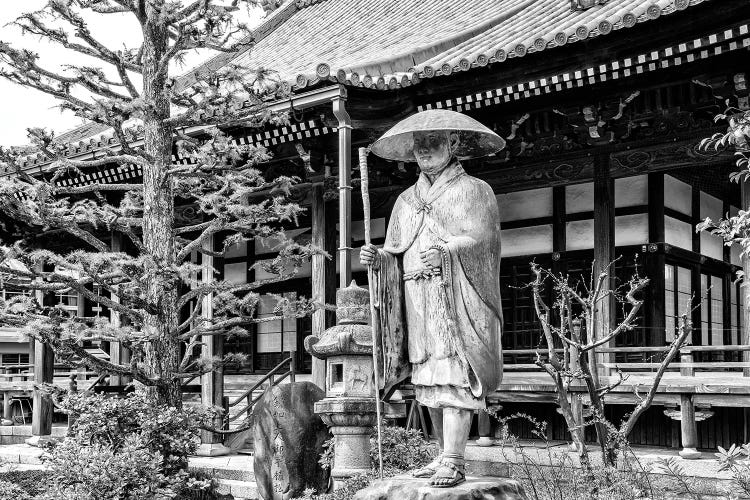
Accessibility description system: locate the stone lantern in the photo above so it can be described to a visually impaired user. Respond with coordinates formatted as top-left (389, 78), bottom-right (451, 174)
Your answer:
top-left (304, 281), bottom-right (378, 483)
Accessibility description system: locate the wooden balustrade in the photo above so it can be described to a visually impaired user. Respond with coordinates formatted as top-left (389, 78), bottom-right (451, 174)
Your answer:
top-left (502, 345), bottom-right (750, 377)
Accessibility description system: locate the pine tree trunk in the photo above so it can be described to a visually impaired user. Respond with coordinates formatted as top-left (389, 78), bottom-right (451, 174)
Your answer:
top-left (139, 7), bottom-right (181, 407)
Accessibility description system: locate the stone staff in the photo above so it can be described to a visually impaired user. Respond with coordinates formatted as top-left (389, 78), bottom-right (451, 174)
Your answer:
top-left (358, 146), bottom-right (383, 480)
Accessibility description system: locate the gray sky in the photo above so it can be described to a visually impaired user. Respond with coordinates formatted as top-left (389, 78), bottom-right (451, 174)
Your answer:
top-left (0, 2), bottom-right (262, 147)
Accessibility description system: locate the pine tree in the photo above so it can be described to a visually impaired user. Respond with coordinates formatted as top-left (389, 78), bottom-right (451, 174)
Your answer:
top-left (0, 0), bottom-right (321, 407)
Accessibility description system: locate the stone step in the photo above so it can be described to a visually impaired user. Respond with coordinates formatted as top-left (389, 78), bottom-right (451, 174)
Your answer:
top-left (0, 443), bottom-right (44, 464)
top-left (215, 478), bottom-right (258, 499)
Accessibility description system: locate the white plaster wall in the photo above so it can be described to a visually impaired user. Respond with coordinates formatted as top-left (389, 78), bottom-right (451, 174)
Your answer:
top-left (615, 175), bottom-right (648, 208)
top-left (664, 175), bottom-right (692, 215)
top-left (500, 225), bottom-right (553, 257)
top-left (700, 191), bottom-right (723, 221)
top-left (615, 214), bottom-right (649, 246)
top-left (565, 182), bottom-right (594, 214)
top-left (566, 220), bottom-right (594, 250)
top-left (731, 243), bottom-right (742, 266)
top-left (497, 187), bottom-right (553, 221)
top-left (0, 344), bottom-right (29, 354)
top-left (700, 192), bottom-right (724, 261)
top-left (224, 240), bottom-right (247, 259)
top-left (665, 216), bottom-right (692, 251)
top-left (701, 233), bottom-right (724, 261)
top-left (224, 262), bottom-right (248, 284)
top-left (731, 205), bottom-right (742, 266)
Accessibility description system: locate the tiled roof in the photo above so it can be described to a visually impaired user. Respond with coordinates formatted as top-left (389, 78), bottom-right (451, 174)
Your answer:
top-left (227, 0), bottom-right (709, 91)
top-left (16, 0), bottom-right (712, 164)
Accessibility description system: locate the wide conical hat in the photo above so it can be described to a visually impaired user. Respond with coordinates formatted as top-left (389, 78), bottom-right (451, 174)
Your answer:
top-left (370, 109), bottom-right (505, 162)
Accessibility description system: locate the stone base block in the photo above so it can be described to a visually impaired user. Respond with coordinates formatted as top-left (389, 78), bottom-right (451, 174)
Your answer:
top-left (679, 447), bottom-right (702, 460)
top-left (352, 475), bottom-right (528, 500)
top-left (475, 437), bottom-right (495, 447)
top-left (25, 435), bottom-right (56, 448)
top-left (195, 442), bottom-right (232, 457)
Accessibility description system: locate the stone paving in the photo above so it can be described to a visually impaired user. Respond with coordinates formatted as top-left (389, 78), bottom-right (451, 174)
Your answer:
top-left (0, 439), bottom-right (740, 499)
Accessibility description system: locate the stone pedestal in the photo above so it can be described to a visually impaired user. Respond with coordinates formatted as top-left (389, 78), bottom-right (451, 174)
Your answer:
top-left (305, 281), bottom-right (378, 484)
top-left (315, 398), bottom-right (377, 481)
top-left (352, 476), bottom-right (528, 500)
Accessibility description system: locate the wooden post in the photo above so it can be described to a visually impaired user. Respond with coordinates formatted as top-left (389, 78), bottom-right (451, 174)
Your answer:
top-left (742, 180), bottom-right (750, 376)
top-left (594, 155), bottom-right (615, 375)
top-left (311, 185), bottom-right (336, 389)
top-left (109, 233), bottom-right (129, 386)
top-left (197, 234), bottom-right (230, 456)
top-left (552, 186), bottom-right (566, 276)
top-left (680, 350), bottom-right (695, 377)
top-left (332, 96), bottom-right (352, 288)
top-left (476, 410), bottom-right (493, 446)
top-left (678, 394), bottom-right (702, 459)
top-left (648, 173), bottom-right (666, 346)
top-left (28, 268), bottom-right (53, 446)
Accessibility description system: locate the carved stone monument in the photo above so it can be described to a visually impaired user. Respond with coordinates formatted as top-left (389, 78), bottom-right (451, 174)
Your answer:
top-left (252, 382), bottom-right (331, 500)
top-left (360, 109), bottom-right (507, 488)
top-left (305, 281), bottom-right (379, 483)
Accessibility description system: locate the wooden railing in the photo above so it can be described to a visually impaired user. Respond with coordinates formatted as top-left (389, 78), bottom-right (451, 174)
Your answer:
top-left (502, 345), bottom-right (750, 377)
top-left (221, 350), bottom-right (296, 428)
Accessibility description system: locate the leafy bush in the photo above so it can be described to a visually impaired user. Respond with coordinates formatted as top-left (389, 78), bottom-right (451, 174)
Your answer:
top-left (368, 425), bottom-right (437, 476)
top-left (37, 392), bottom-right (219, 499)
top-left (0, 479), bottom-right (32, 500)
top-left (60, 391), bottom-right (208, 475)
top-left (38, 438), bottom-right (187, 500)
top-left (0, 469), bottom-right (51, 497)
top-left (309, 424), bottom-right (437, 500)
top-left (714, 443), bottom-right (750, 496)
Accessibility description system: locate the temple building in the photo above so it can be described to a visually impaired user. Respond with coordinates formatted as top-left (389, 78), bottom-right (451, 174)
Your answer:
top-left (2, 0), bottom-right (750, 452)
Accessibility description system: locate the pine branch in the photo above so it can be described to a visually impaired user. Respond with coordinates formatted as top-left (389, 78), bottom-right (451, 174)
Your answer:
top-left (53, 183), bottom-right (142, 195)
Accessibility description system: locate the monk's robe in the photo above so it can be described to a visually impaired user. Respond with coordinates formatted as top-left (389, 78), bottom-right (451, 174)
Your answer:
top-left (369, 161), bottom-right (503, 410)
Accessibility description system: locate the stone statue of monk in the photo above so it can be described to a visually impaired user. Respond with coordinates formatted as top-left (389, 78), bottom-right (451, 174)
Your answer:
top-left (361, 110), bottom-right (505, 488)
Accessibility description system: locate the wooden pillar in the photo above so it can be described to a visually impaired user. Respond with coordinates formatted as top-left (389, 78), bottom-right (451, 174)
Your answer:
top-left (29, 275), bottom-right (53, 445)
top-left (678, 394), bottom-right (702, 459)
top-left (691, 186), bottom-right (703, 347)
top-left (197, 234), bottom-right (230, 456)
top-left (476, 410), bottom-right (494, 446)
top-left (109, 233), bottom-right (129, 385)
top-left (742, 180), bottom-right (750, 375)
top-left (594, 155), bottom-right (615, 374)
top-left (648, 173), bottom-right (666, 346)
top-left (311, 185), bottom-right (337, 389)
top-left (332, 96), bottom-right (352, 288)
top-left (552, 186), bottom-right (566, 275)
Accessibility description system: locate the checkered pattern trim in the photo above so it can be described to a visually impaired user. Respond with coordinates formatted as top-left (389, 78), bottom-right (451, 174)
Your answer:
top-left (230, 119), bottom-right (334, 148)
top-left (419, 23), bottom-right (750, 112)
top-left (11, 119), bottom-right (334, 188)
top-left (55, 163), bottom-right (142, 188)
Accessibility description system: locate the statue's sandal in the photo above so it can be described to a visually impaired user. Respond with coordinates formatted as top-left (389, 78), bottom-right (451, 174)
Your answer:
top-left (412, 455), bottom-right (443, 478)
top-left (429, 460), bottom-right (466, 488)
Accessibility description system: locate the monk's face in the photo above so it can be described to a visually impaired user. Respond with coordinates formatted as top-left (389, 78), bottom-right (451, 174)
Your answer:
top-left (413, 131), bottom-right (459, 176)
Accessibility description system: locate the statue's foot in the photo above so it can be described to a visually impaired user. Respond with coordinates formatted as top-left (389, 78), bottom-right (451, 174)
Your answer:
top-left (428, 459), bottom-right (466, 488)
top-left (412, 455), bottom-right (443, 478)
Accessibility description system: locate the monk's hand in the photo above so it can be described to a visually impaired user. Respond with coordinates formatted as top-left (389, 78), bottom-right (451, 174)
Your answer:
top-left (360, 244), bottom-right (380, 269)
top-left (420, 248), bottom-right (442, 270)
